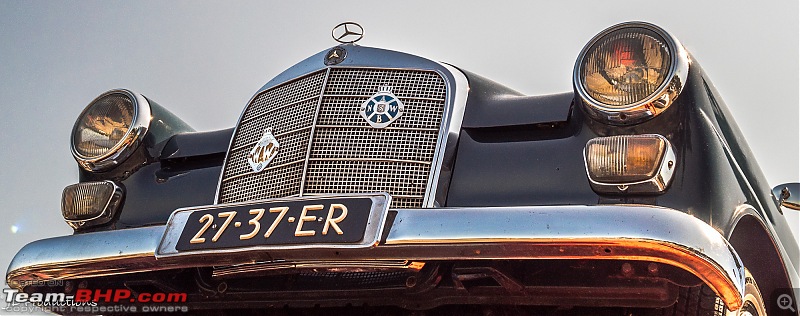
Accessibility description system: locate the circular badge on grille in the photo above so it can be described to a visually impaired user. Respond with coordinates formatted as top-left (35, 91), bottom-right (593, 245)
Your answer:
top-left (324, 46), bottom-right (347, 66)
top-left (360, 86), bottom-right (404, 128)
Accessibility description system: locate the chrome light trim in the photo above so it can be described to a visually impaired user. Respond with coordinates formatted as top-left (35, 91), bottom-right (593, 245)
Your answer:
top-left (6, 205), bottom-right (745, 310)
top-left (583, 134), bottom-right (676, 194)
top-left (70, 89), bottom-right (152, 171)
top-left (573, 21), bottom-right (690, 125)
top-left (62, 180), bottom-right (123, 229)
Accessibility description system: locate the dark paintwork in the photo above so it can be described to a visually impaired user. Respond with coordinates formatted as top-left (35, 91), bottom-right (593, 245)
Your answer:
top-left (82, 130), bottom-right (228, 229)
top-left (447, 59), bottom-right (798, 270)
top-left (115, 160), bottom-right (222, 228)
top-left (159, 128), bottom-right (233, 160)
top-left (460, 71), bottom-right (573, 128)
top-left (72, 46), bottom-right (799, 305)
top-left (146, 97), bottom-right (195, 146)
top-left (78, 97), bottom-right (194, 183)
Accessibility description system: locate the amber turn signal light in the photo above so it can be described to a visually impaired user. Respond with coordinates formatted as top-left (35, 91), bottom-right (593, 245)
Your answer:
top-left (584, 134), bottom-right (675, 194)
top-left (62, 181), bottom-right (122, 228)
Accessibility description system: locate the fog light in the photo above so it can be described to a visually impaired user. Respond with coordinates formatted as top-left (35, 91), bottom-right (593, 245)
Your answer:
top-left (584, 134), bottom-right (675, 194)
top-left (61, 181), bottom-right (122, 228)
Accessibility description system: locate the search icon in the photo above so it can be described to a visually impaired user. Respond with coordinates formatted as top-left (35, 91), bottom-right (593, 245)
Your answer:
top-left (777, 294), bottom-right (796, 312)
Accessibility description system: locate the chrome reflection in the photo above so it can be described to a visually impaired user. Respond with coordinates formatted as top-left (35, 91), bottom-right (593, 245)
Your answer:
top-left (583, 134), bottom-right (677, 194)
top-left (212, 260), bottom-right (424, 279)
top-left (574, 21), bottom-right (690, 125)
top-left (71, 89), bottom-right (151, 171)
top-left (6, 205), bottom-right (745, 310)
top-left (773, 183), bottom-right (800, 210)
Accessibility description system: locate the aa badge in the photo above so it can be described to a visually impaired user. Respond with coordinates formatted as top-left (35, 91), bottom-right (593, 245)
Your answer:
top-left (247, 128), bottom-right (279, 173)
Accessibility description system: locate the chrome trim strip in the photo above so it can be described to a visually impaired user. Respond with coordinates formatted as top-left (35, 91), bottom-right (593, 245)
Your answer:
top-left (71, 89), bottom-right (152, 171)
top-left (211, 260), bottom-right (422, 279)
top-left (308, 157), bottom-right (431, 165)
top-left (322, 94), bottom-right (445, 102)
top-left (312, 125), bottom-right (440, 132)
top-left (583, 134), bottom-right (677, 194)
top-left (301, 193), bottom-right (423, 199)
top-left (573, 21), bottom-right (690, 125)
top-left (298, 68), bottom-right (331, 196)
top-left (426, 63), bottom-right (468, 207)
top-left (7, 205), bottom-right (744, 310)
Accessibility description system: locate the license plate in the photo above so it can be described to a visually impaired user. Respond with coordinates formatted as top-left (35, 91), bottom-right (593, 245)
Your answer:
top-left (156, 193), bottom-right (390, 257)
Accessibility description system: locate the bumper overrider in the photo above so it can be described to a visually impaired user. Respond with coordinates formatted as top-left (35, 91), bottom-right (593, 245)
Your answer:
top-left (7, 204), bottom-right (745, 311)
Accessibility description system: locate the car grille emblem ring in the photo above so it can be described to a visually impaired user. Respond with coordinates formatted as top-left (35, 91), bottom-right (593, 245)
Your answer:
top-left (324, 46), bottom-right (347, 65)
top-left (360, 86), bottom-right (404, 128)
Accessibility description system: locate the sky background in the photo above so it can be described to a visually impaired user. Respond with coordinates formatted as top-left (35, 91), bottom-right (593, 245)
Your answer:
top-left (0, 1), bottom-right (798, 313)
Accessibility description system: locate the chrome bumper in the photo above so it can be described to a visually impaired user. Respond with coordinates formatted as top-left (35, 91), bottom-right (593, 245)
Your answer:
top-left (6, 205), bottom-right (745, 310)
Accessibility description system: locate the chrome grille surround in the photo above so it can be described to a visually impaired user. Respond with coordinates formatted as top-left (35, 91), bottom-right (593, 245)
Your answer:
top-left (216, 46), bottom-right (468, 208)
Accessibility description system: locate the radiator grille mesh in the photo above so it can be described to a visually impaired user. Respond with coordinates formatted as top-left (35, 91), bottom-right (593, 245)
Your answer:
top-left (218, 68), bottom-right (446, 208)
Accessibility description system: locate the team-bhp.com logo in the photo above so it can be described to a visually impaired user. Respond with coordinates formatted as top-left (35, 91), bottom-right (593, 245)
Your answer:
top-left (2, 288), bottom-right (188, 314)
top-left (73, 289), bottom-right (187, 304)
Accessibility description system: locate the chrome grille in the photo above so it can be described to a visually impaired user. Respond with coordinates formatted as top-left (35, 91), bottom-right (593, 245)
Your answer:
top-left (218, 68), bottom-right (446, 208)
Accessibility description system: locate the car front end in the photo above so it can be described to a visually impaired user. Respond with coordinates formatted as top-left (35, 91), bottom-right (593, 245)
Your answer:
top-left (7, 22), bottom-right (800, 316)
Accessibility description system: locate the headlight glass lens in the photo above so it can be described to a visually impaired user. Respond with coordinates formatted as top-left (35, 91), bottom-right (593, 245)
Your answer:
top-left (580, 28), bottom-right (671, 107)
top-left (72, 93), bottom-right (135, 158)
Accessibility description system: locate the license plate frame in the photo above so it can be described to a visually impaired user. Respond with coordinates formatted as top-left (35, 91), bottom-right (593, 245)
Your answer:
top-left (156, 193), bottom-right (391, 258)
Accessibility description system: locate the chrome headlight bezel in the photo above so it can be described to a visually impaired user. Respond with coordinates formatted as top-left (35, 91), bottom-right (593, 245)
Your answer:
top-left (70, 89), bottom-right (152, 171)
top-left (573, 21), bottom-right (690, 125)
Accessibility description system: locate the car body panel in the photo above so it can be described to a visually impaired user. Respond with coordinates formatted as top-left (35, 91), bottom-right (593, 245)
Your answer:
top-left (6, 22), bottom-right (799, 315)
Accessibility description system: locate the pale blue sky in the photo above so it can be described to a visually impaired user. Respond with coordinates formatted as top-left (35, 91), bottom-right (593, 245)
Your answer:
top-left (1, 1), bottom-right (797, 310)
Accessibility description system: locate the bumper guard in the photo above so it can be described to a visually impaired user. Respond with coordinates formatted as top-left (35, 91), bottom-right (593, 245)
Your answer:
top-left (6, 205), bottom-right (745, 310)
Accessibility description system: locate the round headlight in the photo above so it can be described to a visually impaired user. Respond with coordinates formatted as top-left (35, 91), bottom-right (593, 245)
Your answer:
top-left (71, 89), bottom-right (151, 171)
top-left (574, 22), bottom-right (689, 125)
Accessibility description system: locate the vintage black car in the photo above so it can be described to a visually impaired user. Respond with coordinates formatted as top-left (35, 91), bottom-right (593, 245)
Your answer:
top-left (6, 21), bottom-right (800, 316)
